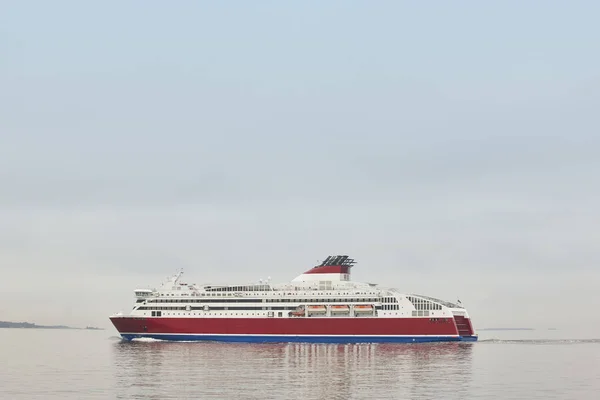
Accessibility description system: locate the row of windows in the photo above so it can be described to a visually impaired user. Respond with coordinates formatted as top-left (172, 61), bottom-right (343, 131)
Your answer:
top-left (416, 294), bottom-right (461, 309)
top-left (147, 311), bottom-right (384, 318)
top-left (381, 296), bottom-right (399, 311)
top-left (146, 298), bottom-right (381, 304)
top-left (141, 305), bottom-right (397, 313)
top-left (140, 306), bottom-right (300, 311)
top-left (406, 296), bottom-right (443, 311)
top-left (203, 284), bottom-right (378, 294)
top-left (205, 285), bottom-right (272, 292)
top-left (158, 290), bottom-right (380, 297)
top-left (148, 298), bottom-right (259, 304)
top-left (138, 306), bottom-right (390, 311)
top-left (412, 310), bottom-right (431, 317)
top-left (265, 298), bottom-right (379, 303)
top-left (149, 311), bottom-right (290, 317)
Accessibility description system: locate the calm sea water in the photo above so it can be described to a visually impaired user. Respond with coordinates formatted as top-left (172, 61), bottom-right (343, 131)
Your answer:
top-left (0, 329), bottom-right (598, 399)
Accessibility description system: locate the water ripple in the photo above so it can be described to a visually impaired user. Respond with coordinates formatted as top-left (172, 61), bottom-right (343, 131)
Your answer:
top-left (1, 330), bottom-right (599, 399)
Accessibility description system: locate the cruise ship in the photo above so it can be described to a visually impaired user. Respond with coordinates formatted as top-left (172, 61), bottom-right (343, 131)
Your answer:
top-left (110, 255), bottom-right (477, 343)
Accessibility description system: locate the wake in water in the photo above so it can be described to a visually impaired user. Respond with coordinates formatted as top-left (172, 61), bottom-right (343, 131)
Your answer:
top-left (114, 336), bottom-right (600, 345)
top-left (131, 337), bottom-right (165, 342)
top-left (479, 338), bottom-right (600, 345)
top-left (127, 337), bottom-right (207, 344)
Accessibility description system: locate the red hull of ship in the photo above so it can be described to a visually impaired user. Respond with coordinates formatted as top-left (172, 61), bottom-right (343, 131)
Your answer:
top-left (111, 316), bottom-right (476, 343)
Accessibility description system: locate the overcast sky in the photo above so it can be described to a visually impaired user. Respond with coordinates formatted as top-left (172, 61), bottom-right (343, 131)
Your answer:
top-left (1, 1), bottom-right (599, 332)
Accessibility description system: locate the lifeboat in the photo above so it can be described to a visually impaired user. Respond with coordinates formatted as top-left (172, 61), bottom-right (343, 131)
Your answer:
top-left (330, 305), bottom-right (350, 314)
top-left (354, 304), bottom-right (374, 313)
top-left (307, 305), bottom-right (327, 314)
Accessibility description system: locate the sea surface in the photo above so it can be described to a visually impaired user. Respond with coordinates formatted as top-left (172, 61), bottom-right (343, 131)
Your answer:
top-left (0, 329), bottom-right (598, 399)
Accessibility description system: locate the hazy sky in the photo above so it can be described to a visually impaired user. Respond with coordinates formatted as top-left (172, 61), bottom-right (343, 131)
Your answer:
top-left (1, 1), bottom-right (599, 331)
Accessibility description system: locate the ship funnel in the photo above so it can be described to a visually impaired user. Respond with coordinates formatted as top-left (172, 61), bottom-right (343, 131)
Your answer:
top-left (291, 255), bottom-right (355, 282)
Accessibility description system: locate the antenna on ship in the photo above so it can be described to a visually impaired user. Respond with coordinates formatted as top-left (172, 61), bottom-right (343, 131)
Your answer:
top-left (172, 268), bottom-right (183, 283)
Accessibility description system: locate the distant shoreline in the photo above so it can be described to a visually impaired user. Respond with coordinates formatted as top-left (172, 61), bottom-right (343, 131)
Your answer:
top-left (478, 328), bottom-right (536, 331)
top-left (0, 321), bottom-right (104, 330)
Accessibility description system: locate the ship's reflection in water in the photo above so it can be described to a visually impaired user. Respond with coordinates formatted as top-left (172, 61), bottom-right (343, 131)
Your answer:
top-left (112, 340), bottom-right (474, 399)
